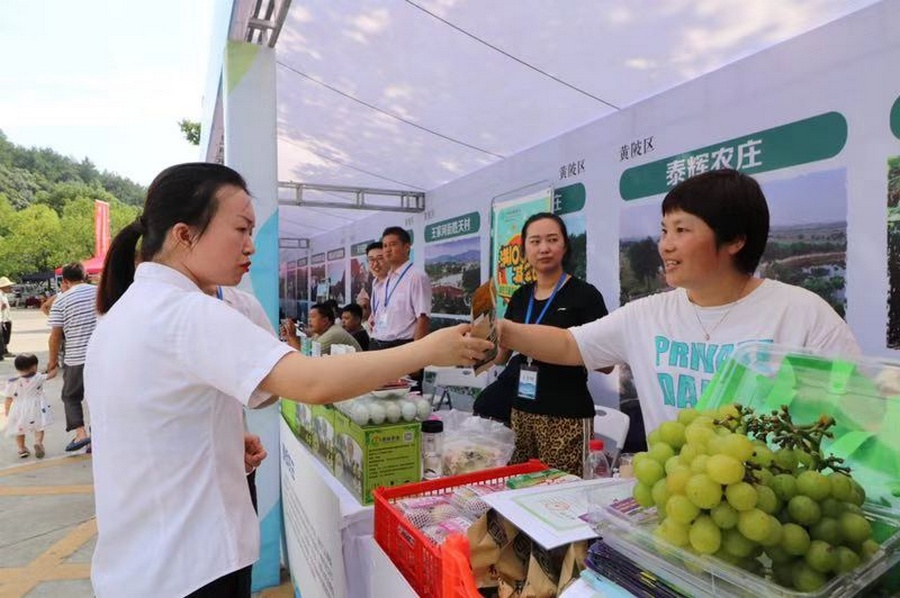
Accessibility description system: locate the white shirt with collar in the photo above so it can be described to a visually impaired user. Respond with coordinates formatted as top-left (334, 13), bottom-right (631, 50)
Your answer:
top-left (373, 260), bottom-right (431, 342)
top-left (367, 276), bottom-right (387, 332)
top-left (84, 263), bottom-right (292, 597)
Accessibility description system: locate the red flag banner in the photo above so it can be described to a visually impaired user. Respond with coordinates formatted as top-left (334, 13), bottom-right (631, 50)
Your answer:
top-left (94, 200), bottom-right (110, 258)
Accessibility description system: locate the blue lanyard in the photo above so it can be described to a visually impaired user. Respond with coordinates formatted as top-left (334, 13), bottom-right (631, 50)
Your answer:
top-left (215, 286), bottom-right (223, 301)
top-left (384, 263), bottom-right (413, 308)
top-left (525, 275), bottom-right (567, 325)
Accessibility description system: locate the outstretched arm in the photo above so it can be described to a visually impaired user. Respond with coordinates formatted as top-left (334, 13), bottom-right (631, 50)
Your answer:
top-left (499, 320), bottom-right (585, 366)
top-left (261, 323), bottom-right (493, 405)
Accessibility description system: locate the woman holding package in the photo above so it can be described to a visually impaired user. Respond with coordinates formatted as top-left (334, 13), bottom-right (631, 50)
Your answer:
top-left (499, 169), bottom-right (860, 439)
top-left (476, 213), bottom-right (608, 476)
top-left (85, 163), bottom-right (493, 598)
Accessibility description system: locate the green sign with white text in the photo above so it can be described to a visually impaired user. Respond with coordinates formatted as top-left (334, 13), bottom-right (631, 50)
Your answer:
top-left (891, 96), bottom-right (900, 140)
top-left (619, 112), bottom-right (847, 201)
top-left (553, 183), bottom-right (586, 215)
top-left (425, 212), bottom-right (480, 243)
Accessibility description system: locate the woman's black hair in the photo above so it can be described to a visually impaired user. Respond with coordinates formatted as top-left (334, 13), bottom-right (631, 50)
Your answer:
top-left (661, 169), bottom-right (770, 274)
top-left (97, 163), bottom-right (248, 314)
top-left (520, 212), bottom-right (572, 270)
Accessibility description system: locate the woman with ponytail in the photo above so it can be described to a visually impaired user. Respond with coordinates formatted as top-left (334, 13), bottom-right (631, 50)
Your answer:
top-left (85, 163), bottom-right (492, 598)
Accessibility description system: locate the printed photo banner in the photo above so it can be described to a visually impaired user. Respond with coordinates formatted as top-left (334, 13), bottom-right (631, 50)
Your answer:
top-left (326, 248), bottom-right (347, 303)
top-left (350, 240), bottom-right (375, 302)
top-left (491, 188), bottom-right (552, 318)
top-left (425, 212), bottom-right (482, 318)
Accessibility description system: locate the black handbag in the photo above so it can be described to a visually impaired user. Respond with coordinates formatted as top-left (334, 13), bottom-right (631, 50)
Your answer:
top-left (472, 356), bottom-right (523, 424)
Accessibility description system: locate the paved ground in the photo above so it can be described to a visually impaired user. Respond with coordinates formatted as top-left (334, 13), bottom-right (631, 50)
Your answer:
top-left (0, 308), bottom-right (292, 597)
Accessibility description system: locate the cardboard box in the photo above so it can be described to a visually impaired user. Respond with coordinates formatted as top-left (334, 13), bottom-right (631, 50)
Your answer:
top-left (333, 409), bottom-right (421, 505)
top-left (311, 404), bottom-right (336, 471)
top-left (281, 400), bottom-right (299, 437)
top-left (281, 399), bottom-right (315, 448)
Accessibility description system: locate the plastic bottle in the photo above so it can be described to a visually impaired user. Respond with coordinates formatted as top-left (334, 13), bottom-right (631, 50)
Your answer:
top-left (421, 419), bottom-right (444, 480)
top-left (586, 438), bottom-right (611, 479)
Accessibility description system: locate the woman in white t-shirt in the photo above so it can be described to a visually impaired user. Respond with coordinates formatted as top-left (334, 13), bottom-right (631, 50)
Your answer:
top-left (85, 163), bottom-right (493, 598)
top-left (499, 169), bottom-right (859, 442)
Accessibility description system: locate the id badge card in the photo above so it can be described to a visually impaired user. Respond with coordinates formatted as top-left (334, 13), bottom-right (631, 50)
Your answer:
top-left (518, 365), bottom-right (538, 400)
top-left (376, 311), bottom-right (389, 333)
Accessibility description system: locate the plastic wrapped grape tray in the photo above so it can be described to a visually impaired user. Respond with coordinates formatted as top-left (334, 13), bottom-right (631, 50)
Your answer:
top-left (590, 342), bottom-right (900, 598)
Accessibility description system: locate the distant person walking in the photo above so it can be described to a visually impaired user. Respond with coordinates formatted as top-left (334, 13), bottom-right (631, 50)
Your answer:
top-left (47, 263), bottom-right (98, 452)
top-left (4, 353), bottom-right (56, 459)
top-left (0, 276), bottom-right (14, 358)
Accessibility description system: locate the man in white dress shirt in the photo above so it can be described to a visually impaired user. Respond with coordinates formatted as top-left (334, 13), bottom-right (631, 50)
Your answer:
top-left (370, 227), bottom-right (432, 352)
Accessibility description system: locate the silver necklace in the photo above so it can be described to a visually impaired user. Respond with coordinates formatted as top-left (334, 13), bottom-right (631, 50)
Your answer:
top-left (690, 278), bottom-right (752, 341)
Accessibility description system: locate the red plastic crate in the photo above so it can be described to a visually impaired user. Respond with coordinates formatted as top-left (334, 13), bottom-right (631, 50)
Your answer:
top-left (373, 460), bottom-right (548, 598)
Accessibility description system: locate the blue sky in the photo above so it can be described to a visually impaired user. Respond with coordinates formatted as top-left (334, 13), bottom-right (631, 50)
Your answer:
top-left (0, 1), bottom-right (213, 186)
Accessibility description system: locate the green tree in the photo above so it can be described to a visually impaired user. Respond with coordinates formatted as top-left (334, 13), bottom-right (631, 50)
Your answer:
top-left (627, 237), bottom-right (661, 281)
top-left (57, 198), bottom-right (96, 261)
top-left (0, 163), bottom-right (48, 209)
top-left (35, 181), bottom-right (118, 216)
top-left (98, 172), bottom-right (145, 206)
top-left (0, 128), bottom-right (146, 208)
top-left (109, 201), bottom-right (141, 235)
top-left (179, 119), bottom-right (201, 146)
top-left (0, 193), bottom-right (19, 237)
top-left (0, 204), bottom-right (66, 276)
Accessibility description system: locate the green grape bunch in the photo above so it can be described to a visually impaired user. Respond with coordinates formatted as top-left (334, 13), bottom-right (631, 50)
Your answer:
top-left (632, 404), bottom-right (880, 593)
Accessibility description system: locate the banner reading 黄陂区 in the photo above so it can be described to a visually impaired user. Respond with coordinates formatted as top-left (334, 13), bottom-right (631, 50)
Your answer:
top-left (491, 188), bottom-right (552, 319)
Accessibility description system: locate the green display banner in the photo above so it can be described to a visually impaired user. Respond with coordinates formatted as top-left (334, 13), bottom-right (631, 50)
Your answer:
top-left (351, 240), bottom-right (374, 256)
top-left (553, 183), bottom-right (586, 215)
top-left (425, 212), bottom-right (480, 243)
top-left (891, 96), bottom-right (900, 140)
top-left (619, 112), bottom-right (848, 201)
top-left (491, 189), bottom-right (553, 318)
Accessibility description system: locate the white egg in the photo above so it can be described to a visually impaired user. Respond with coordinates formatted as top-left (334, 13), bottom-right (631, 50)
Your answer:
top-left (400, 400), bottom-right (418, 421)
top-left (351, 403), bottom-right (370, 426)
top-left (416, 398), bottom-right (432, 420)
top-left (368, 402), bottom-right (386, 425)
top-left (385, 402), bottom-right (402, 423)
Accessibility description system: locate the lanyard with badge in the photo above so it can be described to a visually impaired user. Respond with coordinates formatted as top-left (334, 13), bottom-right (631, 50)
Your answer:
top-left (377, 262), bottom-right (413, 332)
top-left (518, 274), bottom-right (567, 400)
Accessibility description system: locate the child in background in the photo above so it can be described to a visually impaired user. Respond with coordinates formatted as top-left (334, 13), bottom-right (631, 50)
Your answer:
top-left (4, 353), bottom-right (55, 458)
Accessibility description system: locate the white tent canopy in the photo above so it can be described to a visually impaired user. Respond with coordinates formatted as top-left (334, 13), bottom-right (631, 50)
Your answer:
top-left (209, 0), bottom-right (881, 239)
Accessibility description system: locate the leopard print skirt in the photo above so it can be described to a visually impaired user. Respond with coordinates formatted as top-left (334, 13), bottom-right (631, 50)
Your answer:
top-left (508, 408), bottom-right (593, 476)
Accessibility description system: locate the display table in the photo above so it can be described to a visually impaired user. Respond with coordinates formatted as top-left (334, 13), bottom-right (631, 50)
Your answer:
top-left (280, 417), bottom-right (629, 597)
top-left (280, 418), bottom-right (375, 598)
